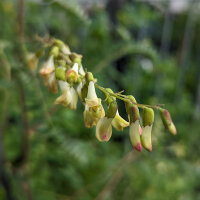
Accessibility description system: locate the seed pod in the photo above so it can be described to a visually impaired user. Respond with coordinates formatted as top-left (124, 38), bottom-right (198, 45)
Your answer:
top-left (141, 107), bottom-right (154, 152)
top-left (160, 109), bottom-right (177, 135)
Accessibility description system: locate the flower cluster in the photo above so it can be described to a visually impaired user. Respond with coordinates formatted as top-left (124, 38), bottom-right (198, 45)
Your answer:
top-left (35, 38), bottom-right (177, 152)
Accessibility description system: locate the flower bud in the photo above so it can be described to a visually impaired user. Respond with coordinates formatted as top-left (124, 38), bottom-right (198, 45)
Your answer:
top-left (83, 81), bottom-right (105, 128)
top-left (129, 105), bottom-right (142, 152)
top-left (69, 53), bottom-right (82, 64)
top-left (160, 109), bottom-right (177, 135)
top-left (66, 63), bottom-right (79, 83)
top-left (50, 46), bottom-right (59, 57)
top-left (53, 39), bottom-right (71, 55)
top-left (84, 104), bottom-right (105, 128)
top-left (55, 67), bottom-right (65, 81)
top-left (141, 107), bottom-right (154, 152)
top-left (55, 81), bottom-right (78, 109)
top-left (112, 110), bottom-right (129, 131)
top-left (85, 72), bottom-right (94, 82)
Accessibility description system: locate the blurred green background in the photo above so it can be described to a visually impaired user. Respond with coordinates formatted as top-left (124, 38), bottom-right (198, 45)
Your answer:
top-left (0, 0), bottom-right (200, 199)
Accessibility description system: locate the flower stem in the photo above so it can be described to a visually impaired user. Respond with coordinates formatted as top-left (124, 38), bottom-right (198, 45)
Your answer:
top-left (95, 83), bottom-right (163, 110)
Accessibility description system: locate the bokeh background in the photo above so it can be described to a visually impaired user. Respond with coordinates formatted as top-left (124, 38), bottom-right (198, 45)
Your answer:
top-left (0, 0), bottom-right (200, 199)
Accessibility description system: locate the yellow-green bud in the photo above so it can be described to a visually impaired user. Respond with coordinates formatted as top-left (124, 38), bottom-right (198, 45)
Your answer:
top-left (141, 107), bottom-right (154, 152)
top-left (50, 46), bottom-right (59, 57)
top-left (55, 67), bottom-right (65, 81)
top-left (143, 107), bottom-right (154, 126)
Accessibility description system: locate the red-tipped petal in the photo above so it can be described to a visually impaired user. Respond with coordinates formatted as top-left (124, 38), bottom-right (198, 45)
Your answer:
top-left (101, 133), bottom-right (109, 142)
top-left (135, 142), bottom-right (142, 152)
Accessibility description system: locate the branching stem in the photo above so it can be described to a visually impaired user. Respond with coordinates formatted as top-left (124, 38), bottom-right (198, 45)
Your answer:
top-left (95, 83), bottom-right (163, 110)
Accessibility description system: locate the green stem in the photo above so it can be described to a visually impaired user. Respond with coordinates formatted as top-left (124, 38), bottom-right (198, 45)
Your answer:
top-left (95, 84), bottom-right (163, 110)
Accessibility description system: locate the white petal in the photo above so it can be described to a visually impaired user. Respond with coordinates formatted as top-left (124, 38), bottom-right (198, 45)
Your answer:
top-left (87, 81), bottom-right (98, 100)
top-left (58, 81), bottom-right (70, 92)
top-left (72, 63), bottom-right (79, 73)
top-left (46, 55), bottom-right (55, 69)
top-left (69, 87), bottom-right (78, 109)
top-left (62, 45), bottom-right (71, 54)
top-left (79, 65), bottom-right (85, 76)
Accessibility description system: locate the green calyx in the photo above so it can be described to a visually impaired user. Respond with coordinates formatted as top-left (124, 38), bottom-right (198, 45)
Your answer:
top-left (55, 67), bottom-right (65, 81)
top-left (125, 95), bottom-right (136, 115)
top-left (129, 105), bottom-right (140, 123)
top-left (127, 95), bottom-right (136, 103)
top-left (143, 107), bottom-right (154, 126)
top-left (74, 57), bottom-right (82, 66)
top-left (106, 101), bottom-right (117, 118)
top-left (85, 72), bottom-right (94, 82)
top-left (69, 53), bottom-right (82, 63)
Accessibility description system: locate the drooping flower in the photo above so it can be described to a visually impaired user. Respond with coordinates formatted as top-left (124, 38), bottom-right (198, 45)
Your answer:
top-left (83, 81), bottom-right (105, 128)
top-left (39, 55), bottom-right (55, 86)
top-left (112, 110), bottom-right (129, 131)
top-left (129, 105), bottom-right (142, 152)
top-left (141, 107), bottom-right (154, 152)
top-left (160, 109), bottom-right (177, 135)
top-left (96, 117), bottom-right (113, 142)
top-left (55, 81), bottom-right (78, 109)
top-left (47, 72), bottom-right (58, 94)
top-left (95, 100), bottom-right (117, 142)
